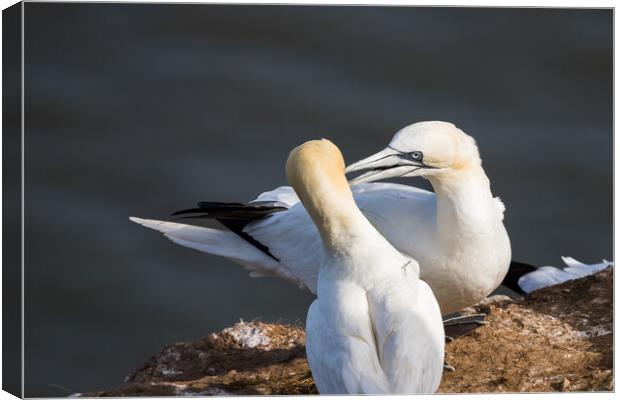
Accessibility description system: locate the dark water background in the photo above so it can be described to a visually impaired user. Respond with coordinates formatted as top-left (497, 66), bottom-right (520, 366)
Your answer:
top-left (21, 4), bottom-right (612, 397)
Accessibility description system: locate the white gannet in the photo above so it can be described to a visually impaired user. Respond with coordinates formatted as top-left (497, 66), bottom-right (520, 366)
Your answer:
top-left (130, 121), bottom-right (509, 315)
top-left (510, 257), bottom-right (613, 295)
top-left (287, 139), bottom-right (444, 394)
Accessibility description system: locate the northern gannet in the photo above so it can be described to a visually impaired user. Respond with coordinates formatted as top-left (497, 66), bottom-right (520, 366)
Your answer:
top-left (130, 121), bottom-right (599, 315)
top-left (504, 257), bottom-right (613, 295)
top-left (287, 139), bottom-right (444, 394)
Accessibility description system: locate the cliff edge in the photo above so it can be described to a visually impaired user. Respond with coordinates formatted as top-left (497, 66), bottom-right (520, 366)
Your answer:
top-left (79, 267), bottom-right (613, 396)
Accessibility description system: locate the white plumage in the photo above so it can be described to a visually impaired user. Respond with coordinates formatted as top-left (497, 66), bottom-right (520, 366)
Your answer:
top-left (132, 121), bottom-right (612, 312)
top-left (286, 139), bottom-right (444, 394)
top-left (518, 257), bottom-right (613, 294)
top-left (131, 121), bottom-right (511, 316)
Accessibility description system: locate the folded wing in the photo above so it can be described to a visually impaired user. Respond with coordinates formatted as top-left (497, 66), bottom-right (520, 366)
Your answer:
top-left (366, 267), bottom-right (444, 393)
top-left (305, 288), bottom-right (390, 394)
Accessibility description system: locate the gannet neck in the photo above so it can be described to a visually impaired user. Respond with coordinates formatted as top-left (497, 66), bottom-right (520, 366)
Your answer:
top-left (428, 164), bottom-right (498, 241)
top-left (286, 140), bottom-right (377, 252)
top-left (429, 163), bottom-right (490, 197)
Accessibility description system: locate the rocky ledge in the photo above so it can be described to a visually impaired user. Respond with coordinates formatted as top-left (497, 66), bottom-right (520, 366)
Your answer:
top-left (80, 267), bottom-right (613, 396)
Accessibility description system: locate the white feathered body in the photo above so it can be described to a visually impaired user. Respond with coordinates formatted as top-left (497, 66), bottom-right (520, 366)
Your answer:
top-left (247, 179), bottom-right (511, 315)
top-left (305, 226), bottom-right (444, 394)
top-left (131, 181), bottom-right (511, 315)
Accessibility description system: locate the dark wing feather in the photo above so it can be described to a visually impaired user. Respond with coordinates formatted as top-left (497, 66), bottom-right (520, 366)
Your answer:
top-left (172, 202), bottom-right (287, 220)
top-left (501, 260), bottom-right (537, 295)
top-left (443, 314), bottom-right (487, 339)
top-left (171, 201), bottom-right (289, 261)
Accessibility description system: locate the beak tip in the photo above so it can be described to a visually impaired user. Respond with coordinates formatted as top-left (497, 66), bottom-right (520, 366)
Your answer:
top-left (344, 162), bottom-right (362, 174)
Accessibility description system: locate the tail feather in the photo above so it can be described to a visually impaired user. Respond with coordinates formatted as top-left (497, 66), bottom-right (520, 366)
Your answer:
top-left (129, 217), bottom-right (301, 283)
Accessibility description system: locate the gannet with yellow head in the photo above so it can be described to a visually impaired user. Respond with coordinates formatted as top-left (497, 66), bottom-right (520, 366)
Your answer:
top-left (287, 139), bottom-right (444, 394)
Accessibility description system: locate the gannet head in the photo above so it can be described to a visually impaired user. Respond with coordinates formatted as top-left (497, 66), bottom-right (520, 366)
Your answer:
top-left (286, 139), bottom-right (350, 209)
top-left (345, 121), bottom-right (481, 185)
top-left (287, 139), bottom-right (363, 244)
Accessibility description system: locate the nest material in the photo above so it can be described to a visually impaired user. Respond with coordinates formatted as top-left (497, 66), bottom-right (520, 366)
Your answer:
top-left (82, 267), bottom-right (613, 396)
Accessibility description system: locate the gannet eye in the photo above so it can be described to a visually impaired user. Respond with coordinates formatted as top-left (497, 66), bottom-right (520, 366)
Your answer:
top-left (409, 151), bottom-right (423, 161)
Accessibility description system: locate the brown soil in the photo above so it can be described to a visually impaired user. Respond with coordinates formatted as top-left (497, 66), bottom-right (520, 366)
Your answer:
top-left (78, 268), bottom-right (613, 396)
top-left (440, 266), bottom-right (613, 392)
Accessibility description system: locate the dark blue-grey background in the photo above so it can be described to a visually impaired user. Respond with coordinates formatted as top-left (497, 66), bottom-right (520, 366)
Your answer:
top-left (23, 4), bottom-right (612, 397)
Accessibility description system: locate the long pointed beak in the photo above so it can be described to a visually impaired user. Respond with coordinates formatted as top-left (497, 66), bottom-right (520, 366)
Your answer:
top-left (345, 147), bottom-right (400, 174)
top-left (345, 147), bottom-right (410, 185)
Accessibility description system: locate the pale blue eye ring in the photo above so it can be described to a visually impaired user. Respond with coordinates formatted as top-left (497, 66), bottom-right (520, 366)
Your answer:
top-left (410, 151), bottom-right (423, 161)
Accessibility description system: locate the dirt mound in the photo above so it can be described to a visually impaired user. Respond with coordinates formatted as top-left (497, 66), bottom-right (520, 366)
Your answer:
top-left (79, 268), bottom-right (612, 396)
top-left (95, 321), bottom-right (315, 396)
top-left (440, 266), bottom-right (613, 392)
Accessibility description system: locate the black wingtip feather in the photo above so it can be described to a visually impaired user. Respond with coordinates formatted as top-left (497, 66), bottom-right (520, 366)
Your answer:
top-left (502, 260), bottom-right (538, 295)
top-left (171, 201), bottom-right (288, 220)
top-left (168, 200), bottom-right (288, 261)
top-left (171, 208), bottom-right (207, 216)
